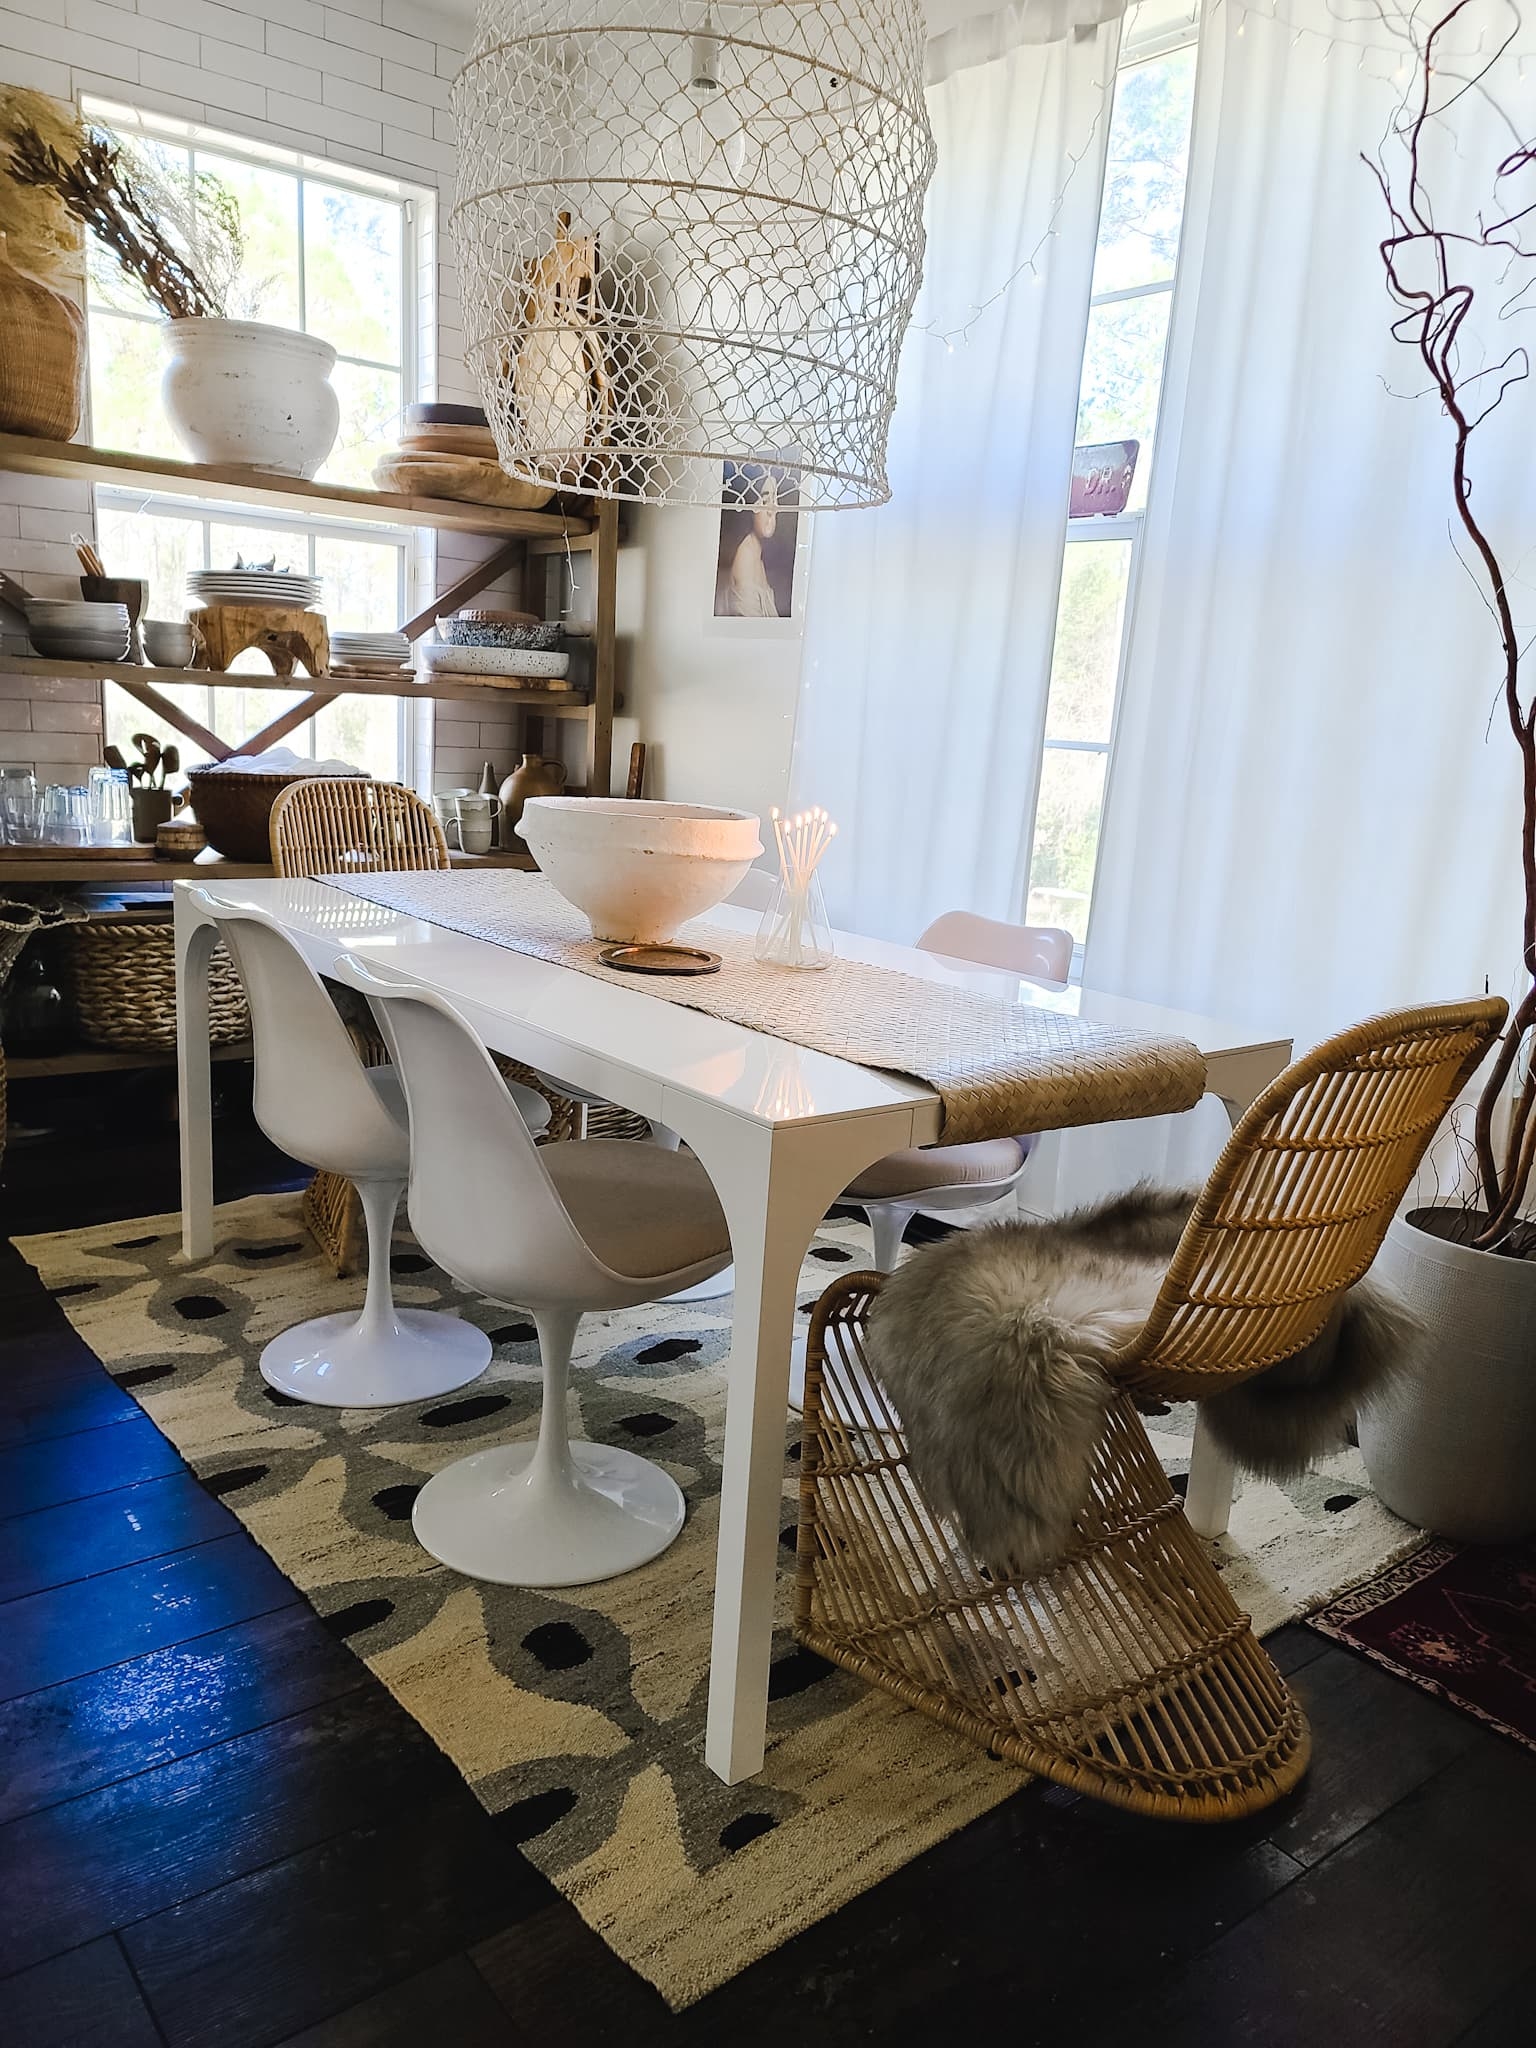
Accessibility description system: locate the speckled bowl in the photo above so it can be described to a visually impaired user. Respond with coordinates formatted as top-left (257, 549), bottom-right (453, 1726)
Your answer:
top-left (438, 615), bottom-right (563, 651)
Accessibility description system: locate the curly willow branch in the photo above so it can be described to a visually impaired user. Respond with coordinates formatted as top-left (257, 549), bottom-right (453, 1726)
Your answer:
top-left (1365, 1), bottom-right (1536, 1242)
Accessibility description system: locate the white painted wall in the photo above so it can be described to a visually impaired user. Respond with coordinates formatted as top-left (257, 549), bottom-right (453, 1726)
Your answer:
top-left (616, 502), bottom-right (802, 822)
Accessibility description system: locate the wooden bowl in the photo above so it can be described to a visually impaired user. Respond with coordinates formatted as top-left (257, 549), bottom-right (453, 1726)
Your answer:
top-left (400, 424), bottom-right (499, 458)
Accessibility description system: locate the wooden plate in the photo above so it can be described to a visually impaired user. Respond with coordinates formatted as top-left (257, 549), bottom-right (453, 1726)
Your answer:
top-left (597, 943), bottom-right (722, 976)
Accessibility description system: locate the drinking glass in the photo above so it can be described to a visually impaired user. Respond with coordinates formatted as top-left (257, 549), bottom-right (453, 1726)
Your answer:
top-left (88, 765), bottom-right (132, 844)
top-left (41, 784), bottom-right (90, 844)
top-left (0, 765), bottom-right (38, 844)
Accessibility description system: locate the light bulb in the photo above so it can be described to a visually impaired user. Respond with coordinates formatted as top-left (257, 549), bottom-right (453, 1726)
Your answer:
top-left (656, 10), bottom-right (747, 187)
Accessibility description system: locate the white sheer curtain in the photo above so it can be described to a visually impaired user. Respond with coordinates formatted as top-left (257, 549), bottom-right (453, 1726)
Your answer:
top-left (1051, 0), bottom-right (1535, 1203)
top-left (790, 1), bottom-right (1125, 941)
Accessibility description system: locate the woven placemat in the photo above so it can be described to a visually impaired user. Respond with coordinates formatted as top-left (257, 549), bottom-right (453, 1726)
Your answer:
top-left (322, 870), bottom-right (1205, 1143)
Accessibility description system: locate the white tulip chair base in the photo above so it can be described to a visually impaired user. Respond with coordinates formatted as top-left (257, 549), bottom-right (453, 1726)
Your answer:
top-left (411, 1437), bottom-right (686, 1587)
top-left (259, 1306), bottom-right (492, 1409)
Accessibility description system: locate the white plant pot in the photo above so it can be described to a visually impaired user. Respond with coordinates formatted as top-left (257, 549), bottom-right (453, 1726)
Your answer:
top-left (161, 319), bottom-right (340, 478)
top-left (1358, 1208), bottom-right (1536, 1543)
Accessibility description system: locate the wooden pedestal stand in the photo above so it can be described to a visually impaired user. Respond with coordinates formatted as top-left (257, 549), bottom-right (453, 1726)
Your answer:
top-left (192, 605), bottom-right (330, 678)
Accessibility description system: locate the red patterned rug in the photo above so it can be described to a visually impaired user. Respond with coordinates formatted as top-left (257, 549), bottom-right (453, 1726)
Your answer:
top-left (1311, 1539), bottom-right (1536, 1753)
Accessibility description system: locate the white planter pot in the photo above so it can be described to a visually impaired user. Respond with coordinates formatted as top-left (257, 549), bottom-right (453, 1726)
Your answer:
top-left (161, 320), bottom-right (340, 478)
top-left (1359, 1208), bottom-right (1536, 1543)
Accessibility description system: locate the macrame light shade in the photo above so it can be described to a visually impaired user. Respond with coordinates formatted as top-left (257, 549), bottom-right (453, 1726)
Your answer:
top-left (451, 1), bottom-right (936, 509)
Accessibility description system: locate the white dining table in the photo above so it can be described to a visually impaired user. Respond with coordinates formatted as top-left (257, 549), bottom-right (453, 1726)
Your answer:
top-left (174, 877), bottom-right (1292, 1784)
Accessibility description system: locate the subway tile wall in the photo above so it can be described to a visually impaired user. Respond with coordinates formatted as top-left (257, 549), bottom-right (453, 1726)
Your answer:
top-left (0, 0), bottom-right (529, 786)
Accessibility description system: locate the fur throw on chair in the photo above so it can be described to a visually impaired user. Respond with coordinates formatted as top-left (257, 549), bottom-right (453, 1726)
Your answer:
top-left (862, 1187), bottom-right (1417, 1576)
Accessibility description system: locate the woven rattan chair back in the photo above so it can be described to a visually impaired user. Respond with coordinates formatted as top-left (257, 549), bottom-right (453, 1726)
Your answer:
top-left (795, 996), bottom-right (1506, 1822)
top-left (1109, 998), bottom-right (1505, 1403)
top-left (269, 779), bottom-right (449, 877)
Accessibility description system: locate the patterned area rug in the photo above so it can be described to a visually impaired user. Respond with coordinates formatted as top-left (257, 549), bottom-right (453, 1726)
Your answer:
top-left (1311, 1539), bottom-right (1536, 1752)
top-left (19, 1195), bottom-right (1426, 2008)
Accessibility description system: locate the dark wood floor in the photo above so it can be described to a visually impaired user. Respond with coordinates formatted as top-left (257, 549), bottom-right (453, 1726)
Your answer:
top-left (3, 1070), bottom-right (1534, 2046)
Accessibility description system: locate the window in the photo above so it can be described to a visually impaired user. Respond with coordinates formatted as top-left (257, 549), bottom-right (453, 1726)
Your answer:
top-left (83, 108), bottom-right (411, 488)
top-left (96, 495), bottom-right (409, 778)
top-left (1022, 6), bottom-right (1200, 946)
top-left (80, 105), bottom-right (426, 783)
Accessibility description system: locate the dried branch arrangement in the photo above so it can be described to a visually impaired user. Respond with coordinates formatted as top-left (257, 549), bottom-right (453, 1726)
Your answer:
top-left (0, 87), bottom-right (85, 281)
top-left (1366, 0), bottom-right (1536, 1250)
top-left (6, 120), bottom-right (220, 320)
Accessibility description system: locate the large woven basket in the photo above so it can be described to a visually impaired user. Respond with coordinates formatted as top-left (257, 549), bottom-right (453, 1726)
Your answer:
top-left (56, 921), bottom-right (249, 1050)
top-left (0, 252), bottom-right (85, 440)
top-left (189, 768), bottom-right (367, 864)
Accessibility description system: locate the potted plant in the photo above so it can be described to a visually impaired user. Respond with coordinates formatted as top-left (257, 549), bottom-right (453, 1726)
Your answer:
top-left (1356, 8), bottom-right (1536, 1541)
top-left (4, 107), bottom-right (339, 478)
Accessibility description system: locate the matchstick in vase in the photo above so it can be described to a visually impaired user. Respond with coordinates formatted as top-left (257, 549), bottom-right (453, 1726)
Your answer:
top-left (755, 805), bottom-right (837, 970)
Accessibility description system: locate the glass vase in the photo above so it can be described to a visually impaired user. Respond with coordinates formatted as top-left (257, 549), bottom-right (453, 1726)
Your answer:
top-left (755, 871), bottom-right (834, 970)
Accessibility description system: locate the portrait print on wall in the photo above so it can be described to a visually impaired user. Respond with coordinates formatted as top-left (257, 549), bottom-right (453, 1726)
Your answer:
top-left (714, 451), bottom-right (802, 620)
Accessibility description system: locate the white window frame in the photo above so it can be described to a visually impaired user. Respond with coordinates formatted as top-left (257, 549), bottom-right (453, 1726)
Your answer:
top-left (1027, 9), bottom-right (1201, 974)
top-left (79, 99), bottom-right (436, 782)
top-left (95, 490), bottom-right (411, 770)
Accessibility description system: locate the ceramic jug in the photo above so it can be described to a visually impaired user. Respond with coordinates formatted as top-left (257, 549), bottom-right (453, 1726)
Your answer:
top-left (499, 753), bottom-right (568, 833)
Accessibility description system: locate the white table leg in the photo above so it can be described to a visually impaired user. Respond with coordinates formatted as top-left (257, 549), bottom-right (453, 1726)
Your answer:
top-left (662, 1105), bottom-right (917, 1784)
top-left (1185, 1418), bottom-right (1237, 1539)
top-left (175, 893), bottom-right (218, 1263)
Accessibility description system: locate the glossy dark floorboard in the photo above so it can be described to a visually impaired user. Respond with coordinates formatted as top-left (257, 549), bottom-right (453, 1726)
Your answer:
top-left (2, 1086), bottom-right (1534, 2045)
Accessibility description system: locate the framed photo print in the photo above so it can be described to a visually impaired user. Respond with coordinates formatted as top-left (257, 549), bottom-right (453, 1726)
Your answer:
top-left (713, 449), bottom-right (804, 628)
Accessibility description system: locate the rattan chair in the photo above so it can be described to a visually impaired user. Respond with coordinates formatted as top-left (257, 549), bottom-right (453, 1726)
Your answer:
top-left (795, 997), bottom-right (1506, 1822)
top-left (268, 779), bottom-right (579, 1274)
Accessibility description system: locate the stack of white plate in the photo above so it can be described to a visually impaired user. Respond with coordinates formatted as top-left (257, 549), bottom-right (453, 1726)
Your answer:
top-left (188, 569), bottom-right (321, 610)
top-left (330, 630), bottom-right (412, 675)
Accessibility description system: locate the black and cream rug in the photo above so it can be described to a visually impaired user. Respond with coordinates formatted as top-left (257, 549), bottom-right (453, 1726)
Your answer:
top-left (20, 1195), bottom-right (1421, 2006)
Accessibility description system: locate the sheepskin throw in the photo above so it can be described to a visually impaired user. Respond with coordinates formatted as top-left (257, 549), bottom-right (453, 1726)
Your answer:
top-left (864, 1187), bottom-right (1416, 1575)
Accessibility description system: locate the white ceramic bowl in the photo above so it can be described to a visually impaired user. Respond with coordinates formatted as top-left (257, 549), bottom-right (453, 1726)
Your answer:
top-left (143, 619), bottom-right (198, 667)
top-left (27, 600), bottom-right (130, 625)
top-left (517, 797), bottom-right (764, 943)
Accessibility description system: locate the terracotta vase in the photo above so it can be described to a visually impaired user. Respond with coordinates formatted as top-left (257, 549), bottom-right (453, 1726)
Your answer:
top-left (499, 753), bottom-right (568, 834)
top-left (0, 248), bottom-right (85, 440)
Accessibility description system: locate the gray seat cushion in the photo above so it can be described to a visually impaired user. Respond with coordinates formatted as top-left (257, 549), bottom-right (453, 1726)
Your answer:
top-left (545, 1139), bottom-right (730, 1280)
top-left (846, 1136), bottom-right (1026, 1202)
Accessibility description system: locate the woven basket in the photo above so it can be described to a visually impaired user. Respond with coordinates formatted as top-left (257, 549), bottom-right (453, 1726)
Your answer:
top-left (56, 921), bottom-right (249, 1050)
top-left (0, 901), bottom-right (41, 992)
top-left (189, 768), bottom-right (368, 864)
top-left (0, 251), bottom-right (85, 440)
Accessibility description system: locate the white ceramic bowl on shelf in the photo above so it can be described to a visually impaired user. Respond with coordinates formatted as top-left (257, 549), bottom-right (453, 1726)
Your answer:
top-left (516, 797), bottom-right (763, 944)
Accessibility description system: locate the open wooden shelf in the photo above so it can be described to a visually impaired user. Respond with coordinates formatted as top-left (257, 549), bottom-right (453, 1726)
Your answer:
top-left (0, 656), bottom-right (597, 719)
top-left (0, 433), bottom-right (593, 540)
top-left (0, 845), bottom-right (538, 884)
top-left (6, 1039), bottom-right (254, 1079)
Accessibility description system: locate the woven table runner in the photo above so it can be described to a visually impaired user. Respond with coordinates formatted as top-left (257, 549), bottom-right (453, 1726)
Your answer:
top-left (322, 869), bottom-right (1206, 1144)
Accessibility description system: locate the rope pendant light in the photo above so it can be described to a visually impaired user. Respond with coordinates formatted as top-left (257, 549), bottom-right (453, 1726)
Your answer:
top-left (451, 1), bottom-right (937, 508)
